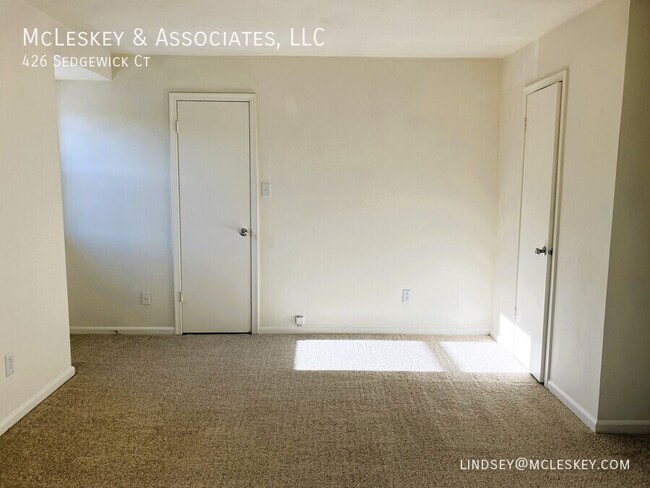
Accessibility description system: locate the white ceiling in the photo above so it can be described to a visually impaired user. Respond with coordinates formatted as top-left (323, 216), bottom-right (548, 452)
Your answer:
top-left (25, 0), bottom-right (603, 58)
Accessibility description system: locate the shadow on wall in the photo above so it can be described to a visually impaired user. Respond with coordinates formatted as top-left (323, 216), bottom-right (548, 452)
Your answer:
top-left (293, 338), bottom-right (527, 373)
top-left (59, 109), bottom-right (174, 329)
top-left (63, 240), bottom-right (173, 329)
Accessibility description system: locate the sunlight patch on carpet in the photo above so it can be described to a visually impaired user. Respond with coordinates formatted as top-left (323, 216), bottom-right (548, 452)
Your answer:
top-left (440, 341), bottom-right (527, 373)
top-left (294, 340), bottom-right (444, 372)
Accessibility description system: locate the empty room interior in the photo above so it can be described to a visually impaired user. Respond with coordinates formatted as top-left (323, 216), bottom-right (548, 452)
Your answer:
top-left (1, 0), bottom-right (649, 486)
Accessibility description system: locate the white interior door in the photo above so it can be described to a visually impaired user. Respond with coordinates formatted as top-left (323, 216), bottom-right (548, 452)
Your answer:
top-left (177, 100), bottom-right (252, 333)
top-left (514, 82), bottom-right (562, 381)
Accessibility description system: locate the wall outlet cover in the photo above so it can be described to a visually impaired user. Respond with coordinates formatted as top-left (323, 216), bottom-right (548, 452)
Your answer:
top-left (402, 289), bottom-right (412, 303)
top-left (5, 352), bottom-right (14, 377)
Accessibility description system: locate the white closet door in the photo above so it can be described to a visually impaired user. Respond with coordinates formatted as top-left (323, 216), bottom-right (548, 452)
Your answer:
top-left (515, 82), bottom-right (562, 381)
top-left (177, 101), bottom-right (251, 333)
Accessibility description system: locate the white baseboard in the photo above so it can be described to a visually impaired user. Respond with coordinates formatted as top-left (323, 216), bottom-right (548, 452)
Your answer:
top-left (547, 381), bottom-right (650, 434)
top-left (258, 326), bottom-right (491, 335)
top-left (0, 366), bottom-right (75, 437)
top-left (547, 380), bottom-right (597, 432)
top-left (489, 329), bottom-right (499, 342)
top-left (70, 326), bottom-right (176, 335)
top-left (595, 419), bottom-right (650, 434)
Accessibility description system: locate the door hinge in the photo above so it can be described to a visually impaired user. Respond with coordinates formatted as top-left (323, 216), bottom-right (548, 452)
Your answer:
top-left (175, 120), bottom-right (179, 133)
top-left (524, 117), bottom-right (527, 131)
top-left (179, 291), bottom-right (184, 303)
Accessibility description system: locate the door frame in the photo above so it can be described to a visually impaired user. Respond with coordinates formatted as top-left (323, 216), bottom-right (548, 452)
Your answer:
top-left (169, 92), bottom-right (259, 335)
top-left (515, 70), bottom-right (568, 384)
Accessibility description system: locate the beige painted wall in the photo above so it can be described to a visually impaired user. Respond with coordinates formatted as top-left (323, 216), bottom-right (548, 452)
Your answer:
top-left (599, 0), bottom-right (650, 425)
top-left (0, 0), bottom-right (73, 434)
top-left (57, 56), bottom-right (501, 334)
top-left (492, 0), bottom-right (630, 424)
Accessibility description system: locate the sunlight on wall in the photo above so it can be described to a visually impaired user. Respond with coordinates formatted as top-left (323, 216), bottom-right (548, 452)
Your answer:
top-left (439, 341), bottom-right (527, 373)
top-left (513, 326), bottom-right (532, 372)
top-left (294, 340), bottom-right (444, 372)
top-left (497, 313), bottom-right (516, 353)
top-left (497, 312), bottom-right (531, 373)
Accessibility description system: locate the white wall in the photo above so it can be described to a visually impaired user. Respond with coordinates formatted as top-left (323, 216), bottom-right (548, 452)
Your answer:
top-left (0, 0), bottom-right (74, 435)
top-left (599, 0), bottom-right (650, 429)
top-left (492, 0), bottom-right (630, 427)
top-left (57, 56), bottom-right (501, 334)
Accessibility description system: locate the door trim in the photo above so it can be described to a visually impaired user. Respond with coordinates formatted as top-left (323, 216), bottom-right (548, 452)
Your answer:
top-left (516, 70), bottom-right (568, 384)
top-left (169, 92), bottom-right (259, 335)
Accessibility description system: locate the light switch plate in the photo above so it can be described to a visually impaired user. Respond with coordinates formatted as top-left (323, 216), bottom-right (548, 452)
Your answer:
top-left (261, 182), bottom-right (272, 198)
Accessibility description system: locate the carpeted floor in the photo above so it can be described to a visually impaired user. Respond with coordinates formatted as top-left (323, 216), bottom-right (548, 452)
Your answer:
top-left (0, 334), bottom-right (648, 487)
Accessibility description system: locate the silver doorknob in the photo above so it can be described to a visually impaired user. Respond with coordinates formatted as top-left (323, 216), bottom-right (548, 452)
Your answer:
top-left (535, 246), bottom-right (547, 255)
top-left (239, 228), bottom-right (248, 237)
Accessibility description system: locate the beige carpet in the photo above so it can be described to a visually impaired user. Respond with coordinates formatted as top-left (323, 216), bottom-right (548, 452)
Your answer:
top-left (0, 334), bottom-right (648, 487)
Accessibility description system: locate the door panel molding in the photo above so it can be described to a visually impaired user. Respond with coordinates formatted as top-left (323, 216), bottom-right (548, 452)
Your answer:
top-left (169, 93), bottom-right (259, 335)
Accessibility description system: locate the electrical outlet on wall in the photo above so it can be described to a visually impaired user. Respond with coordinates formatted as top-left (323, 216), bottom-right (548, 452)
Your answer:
top-left (5, 352), bottom-right (14, 377)
top-left (402, 289), bottom-right (412, 304)
top-left (141, 291), bottom-right (151, 305)
top-left (295, 315), bottom-right (305, 327)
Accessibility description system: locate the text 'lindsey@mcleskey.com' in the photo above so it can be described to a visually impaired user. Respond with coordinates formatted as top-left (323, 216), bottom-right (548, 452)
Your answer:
top-left (459, 458), bottom-right (631, 471)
